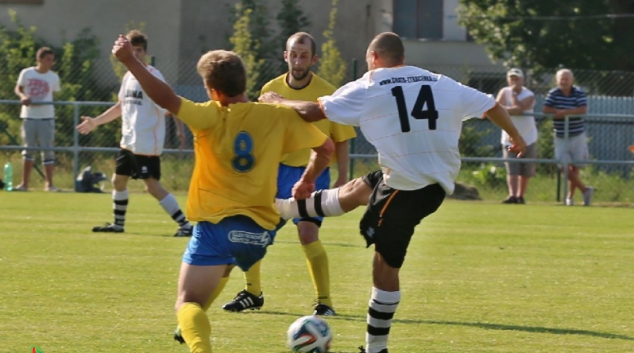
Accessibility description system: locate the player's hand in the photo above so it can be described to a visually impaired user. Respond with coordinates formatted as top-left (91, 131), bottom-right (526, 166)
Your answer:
top-left (258, 92), bottom-right (284, 104)
top-left (112, 35), bottom-right (135, 64)
top-left (77, 116), bottom-right (96, 135)
top-left (508, 134), bottom-right (527, 158)
top-left (20, 96), bottom-right (31, 106)
top-left (292, 179), bottom-right (315, 200)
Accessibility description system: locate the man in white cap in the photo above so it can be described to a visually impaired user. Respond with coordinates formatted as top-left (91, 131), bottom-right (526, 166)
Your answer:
top-left (495, 68), bottom-right (537, 204)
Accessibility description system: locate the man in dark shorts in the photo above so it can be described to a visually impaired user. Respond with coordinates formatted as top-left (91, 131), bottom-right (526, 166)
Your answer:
top-left (264, 32), bottom-right (526, 353)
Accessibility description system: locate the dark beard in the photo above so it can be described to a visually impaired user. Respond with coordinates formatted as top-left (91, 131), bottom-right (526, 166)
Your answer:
top-left (291, 69), bottom-right (310, 81)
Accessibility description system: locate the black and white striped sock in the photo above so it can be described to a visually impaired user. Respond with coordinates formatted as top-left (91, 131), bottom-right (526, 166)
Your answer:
top-left (113, 189), bottom-right (129, 229)
top-left (275, 188), bottom-right (343, 220)
top-left (366, 287), bottom-right (400, 353)
top-left (159, 193), bottom-right (191, 228)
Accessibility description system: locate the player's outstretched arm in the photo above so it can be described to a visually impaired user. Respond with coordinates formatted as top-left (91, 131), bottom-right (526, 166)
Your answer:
top-left (111, 35), bottom-right (181, 115)
top-left (77, 102), bottom-right (122, 135)
top-left (486, 103), bottom-right (526, 157)
top-left (259, 92), bottom-right (326, 122)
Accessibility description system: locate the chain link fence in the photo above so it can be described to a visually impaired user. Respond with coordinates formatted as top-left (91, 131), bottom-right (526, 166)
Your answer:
top-left (1, 59), bottom-right (634, 205)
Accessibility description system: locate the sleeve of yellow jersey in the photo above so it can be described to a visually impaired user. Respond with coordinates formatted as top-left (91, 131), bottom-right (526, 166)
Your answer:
top-left (277, 105), bottom-right (328, 154)
top-left (176, 97), bottom-right (220, 132)
top-left (329, 121), bottom-right (357, 142)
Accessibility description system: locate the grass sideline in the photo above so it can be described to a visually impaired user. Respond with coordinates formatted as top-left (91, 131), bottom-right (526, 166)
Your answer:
top-left (1, 192), bottom-right (633, 353)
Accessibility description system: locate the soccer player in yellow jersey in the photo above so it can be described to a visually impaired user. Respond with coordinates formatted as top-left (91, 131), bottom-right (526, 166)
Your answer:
top-left (222, 32), bottom-right (356, 316)
top-left (111, 35), bottom-right (334, 353)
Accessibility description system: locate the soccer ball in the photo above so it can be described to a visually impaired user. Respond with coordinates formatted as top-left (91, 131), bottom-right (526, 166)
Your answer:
top-left (287, 315), bottom-right (332, 352)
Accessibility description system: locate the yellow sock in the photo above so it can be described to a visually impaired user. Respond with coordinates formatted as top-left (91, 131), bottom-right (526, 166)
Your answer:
top-left (302, 240), bottom-right (332, 307)
top-left (203, 276), bottom-right (229, 311)
top-left (244, 260), bottom-right (262, 296)
top-left (177, 302), bottom-right (212, 353)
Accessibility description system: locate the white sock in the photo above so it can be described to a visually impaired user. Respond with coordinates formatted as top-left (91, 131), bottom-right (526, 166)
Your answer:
top-left (159, 193), bottom-right (191, 228)
top-left (112, 189), bottom-right (129, 229)
top-left (275, 188), bottom-right (344, 220)
top-left (366, 287), bottom-right (400, 353)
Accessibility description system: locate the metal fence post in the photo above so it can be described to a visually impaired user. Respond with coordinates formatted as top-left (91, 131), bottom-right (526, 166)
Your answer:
top-left (349, 58), bottom-right (358, 181)
top-left (73, 102), bottom-right (80, 187)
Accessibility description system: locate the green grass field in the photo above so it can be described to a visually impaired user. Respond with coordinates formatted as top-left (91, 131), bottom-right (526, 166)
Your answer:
top-left (1, 192), bottom-right (633, 353)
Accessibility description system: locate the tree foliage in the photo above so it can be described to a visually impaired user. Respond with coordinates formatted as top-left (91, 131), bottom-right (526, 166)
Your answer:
top-left (275, 0), bottom-right (310, 71)
top-left (229, 0), bottom-right (274, 61)
top-left (229, 5), bottom-right (265, 100)
top-left (458, 0), bottom-right (634, 73)
top-left (317, 0), bottom-right (347, 87)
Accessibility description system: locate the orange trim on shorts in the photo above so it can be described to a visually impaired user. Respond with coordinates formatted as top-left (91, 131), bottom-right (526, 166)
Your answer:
top-left (377, 190), bottom-right (399, 227)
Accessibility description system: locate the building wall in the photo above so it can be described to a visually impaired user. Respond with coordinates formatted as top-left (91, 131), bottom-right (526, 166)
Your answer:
top-left (0, 0), bottom-right (182, 84)
top-left (403, 40), bottom-right (493, 67)
top-left (0, 0), bottom-right (501, 87)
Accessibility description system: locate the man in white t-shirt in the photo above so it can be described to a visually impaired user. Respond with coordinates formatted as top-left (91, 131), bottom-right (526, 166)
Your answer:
top-left (14, 47), bottom-right (61, 192)
top-left (76, 30), bottom-right (192, 237)
top-left (496, 68), bottom-right (537, 204)
top-left (262, 32), bottom-right (526, 353)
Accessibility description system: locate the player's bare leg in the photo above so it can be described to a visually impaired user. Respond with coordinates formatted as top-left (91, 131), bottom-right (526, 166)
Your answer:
top-left (175, 263), bottom-right (232, 353)
top-left (174, 265), bottom-right (233, 345)
top-left (276, 176), bottom-right (373, 219)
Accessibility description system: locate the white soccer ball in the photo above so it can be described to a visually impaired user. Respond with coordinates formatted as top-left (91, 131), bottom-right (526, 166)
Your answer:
top-left (286, 315), bottom-right (332, 352)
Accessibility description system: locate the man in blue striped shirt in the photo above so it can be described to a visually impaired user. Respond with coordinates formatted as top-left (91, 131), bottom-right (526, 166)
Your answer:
top-left (543, 69), bottom-right (594, 206)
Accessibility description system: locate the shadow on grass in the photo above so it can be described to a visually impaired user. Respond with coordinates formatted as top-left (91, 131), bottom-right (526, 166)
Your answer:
top-left (258, 310), bottom-right (634, 341)
top-left (274, 240), bottom-right (364, 248)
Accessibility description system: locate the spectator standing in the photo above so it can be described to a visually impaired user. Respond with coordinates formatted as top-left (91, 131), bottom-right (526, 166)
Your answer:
top-left (496, 68), bottom-right (537, 204)
top-left (543, 69), bottom-right (594, 206)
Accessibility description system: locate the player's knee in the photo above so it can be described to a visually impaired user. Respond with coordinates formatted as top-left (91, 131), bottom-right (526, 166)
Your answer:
top-left (298, 232), bottom-right (319, 245)
top-left (112, 175), bottom-right (127, 190)
top-left (341, 178), bottom-right (372, 208)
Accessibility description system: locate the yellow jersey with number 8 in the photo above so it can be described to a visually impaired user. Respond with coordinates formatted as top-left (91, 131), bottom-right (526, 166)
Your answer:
top-left (177, 97), bottom-right (328, 229)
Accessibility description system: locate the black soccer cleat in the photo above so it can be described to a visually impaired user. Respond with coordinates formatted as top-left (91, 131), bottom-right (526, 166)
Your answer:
top-left (92, 223), bottom-right (124, 233)
top-left (358, 347), bottom-right (388, 353)
top-left (222, 290), bottom-right (264, 312)
top-left (174, 225), bottom-right (193, 237)
top-left (173, 326), bottom-right (185, 344)
top-left (313, 303), bottom-right (336, 316)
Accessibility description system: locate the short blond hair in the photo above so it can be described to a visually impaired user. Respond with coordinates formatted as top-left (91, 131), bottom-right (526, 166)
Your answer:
top-left (197, 50), bottom-right (246, 97)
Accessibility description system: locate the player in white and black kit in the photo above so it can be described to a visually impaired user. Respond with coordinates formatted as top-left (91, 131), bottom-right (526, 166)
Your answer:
top-left (262, 32), bottom-right (526, 353)
top-left (77, 30), bottom-right (192, 237)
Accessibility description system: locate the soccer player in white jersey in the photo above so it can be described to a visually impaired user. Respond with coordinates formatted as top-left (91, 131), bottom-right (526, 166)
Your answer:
top-left (76, 30), bottom-right (192, 237)
top-left (261, 32), bottom-right (526, 353)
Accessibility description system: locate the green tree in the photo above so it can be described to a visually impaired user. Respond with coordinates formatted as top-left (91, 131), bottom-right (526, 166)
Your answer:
top-left (275, 0), bottom-right (310, 70)
top-left (229, 5), bottom-right (265, 100)
top-left (458, 0), bottom-right (634, 74)
top-left (317, 0), bottom-right (347, 87)
top-left (230, 0), bottom-right (274, 61)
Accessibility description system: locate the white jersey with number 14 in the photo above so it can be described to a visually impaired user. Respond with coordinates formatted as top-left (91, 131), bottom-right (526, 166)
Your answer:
top-left (318, 66), bottom-right (495, 194)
